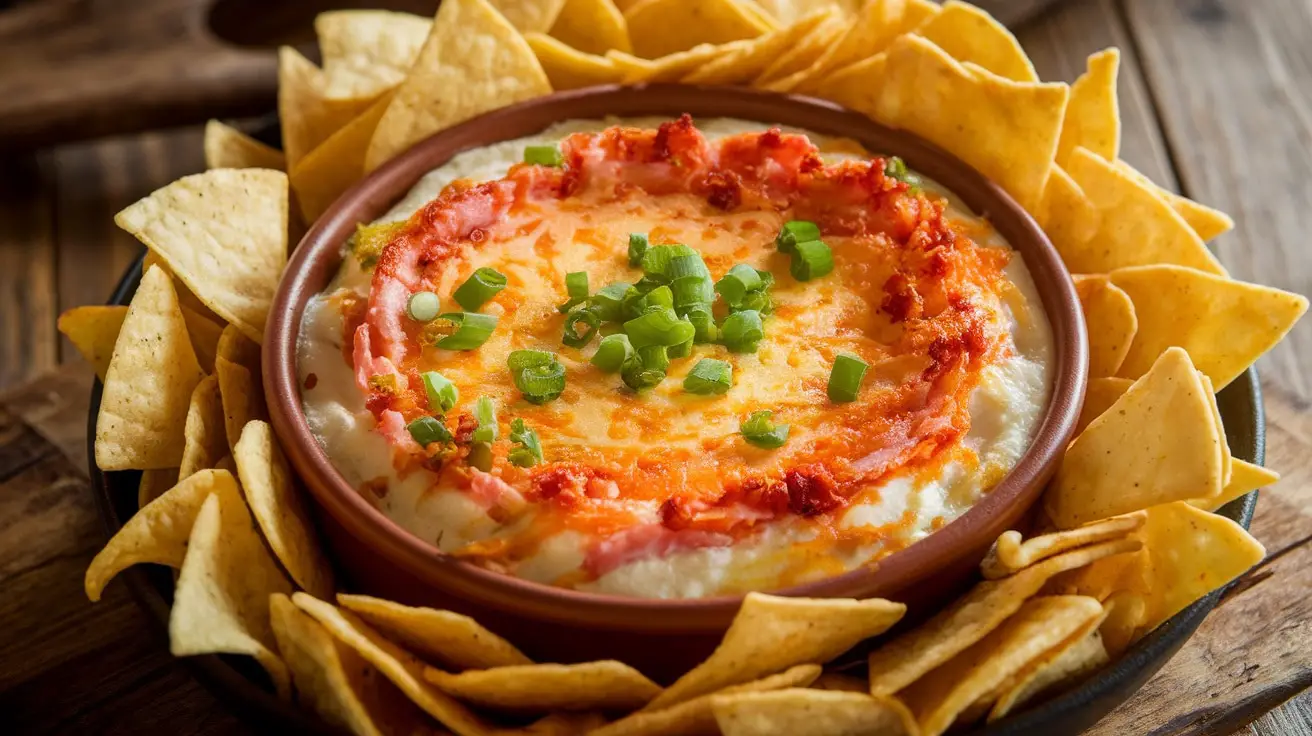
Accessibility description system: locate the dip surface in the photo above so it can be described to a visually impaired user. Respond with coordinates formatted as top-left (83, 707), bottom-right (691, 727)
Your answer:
top-left (298, 117), bottom-right (1053, 599)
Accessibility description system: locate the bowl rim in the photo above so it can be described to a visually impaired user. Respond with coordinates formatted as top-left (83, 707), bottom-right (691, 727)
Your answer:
top-left (264, 83), bottom-right (1088, 630)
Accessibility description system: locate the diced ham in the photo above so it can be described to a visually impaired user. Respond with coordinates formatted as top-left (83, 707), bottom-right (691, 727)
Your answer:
top-left (376, 409), bottom-right (422, 455)
top-left (583, 523), bottom-right (733, 577)
top-left (468, 469), bottom-right (528, 514)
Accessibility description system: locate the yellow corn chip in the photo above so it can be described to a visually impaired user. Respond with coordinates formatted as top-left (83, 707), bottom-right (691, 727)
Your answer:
top-left (1111, 160), bottom-right (1235, 242)
top-left (606, 50), bottom-right (659, 78)
top-left (489, 0), bottom-right (569, 32)
top-left (365, 0), bottom-right (551, 172)
top-left (549, 0), bottom-right (632, 55)
top-left (115, 169), bottom-right (289, 345)
top-left (518, 712), bottom-right (610, 734)
top-left (589, 664), bottom-right (821, 736)
top-left (1035, 165), bottom-right (1100, 259)
top-left (291, 91), bottom-right (395, 223)
top-left (754, 12), bottom-right (844, 87)
top-left (1199, 372), bottom-right (1233, 487)
top-left (525, 33), bottom-right (626, 90)
top-left (867, 538), bottom-right (1140, 696)
top-left (95, 265), bottom-right (204, 470)
top-left (181, 306), bottom-right (224, 373)
top-left (627, 41), bottom-right (751, 83)
top-left (293, 593), bottom-right (499, 735)
top-left (1096, 590), bottom-right (1145, 657)
top-left (337, 593), bottom-right (531, 671)
top-left (278, 47), bottom-right (382, 169)
top-left (1190, 458), bottom-right (1278, 512)
top-left (179, 375), bottom-right (227, 481)
top-left (203, 120), bottom-right (286, 171)
top-left (624, 0), bottom-right (769, 59)
top-left (217, 323), bottom-right (261, 374)
top-left (58, 305), bottom-right (126, 381)
top-left (981, 512), bottom-right (1146, 580)
top-left (917, 1), bottom-right (1036, 82)
top-left (713, 689), bottom-right (917, 736)
top-left (791, 0), bottom-right (915, 96)
top-left (646, 593), bottom-right (904, 711)
top-left (1047, 348), bottom-right (1224, 528)
top-left (750, 1), bottom-right (860, 24)
top-left (138, 467), bottom-right (178, 509)
top-left (1075, 376), bottom-right (1132, 435)
top-left (1110, 264), bottom-right (1308, 389)
top-left (1043, 544), bottom-right (1152, 605)
top-left (424, 660), bottom-right (660, 711)
top-left (141, 250), bottom-right (219, 324)
top-left (314, 10), bottom-right (432, 100)
top-left (234, 420), bottom-right (334, 600)
top-left (170, 490), bottom-right (292, 698)
top-left (216, 356), bottom-right (268, 451)
top-left (810, 672), bottom-right (868, 692)
top-left (682, 8), bottom-right (834, 85)
top-left (987, 624), bottom-right (1109, 722)
top-left (1056, 49), bottom-right (1119, 167)
top-left (1073, 274), bottom-right (1138, 378)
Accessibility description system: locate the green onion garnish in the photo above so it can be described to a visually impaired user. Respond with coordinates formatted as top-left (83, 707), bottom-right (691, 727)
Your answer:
top-left (827, 353), bottom-right (869, 403)
top-left (720, 309), bottom-right (764, 353)
top-left (591, 333), bottom-right (633, 373)
top-left (433, 312), bottom-right (498, 350)
top-left (685, 306), bottom-right (718, 343)
top-left (563, 308), bottom-right (601, 348)
top-left (472, 396), bottom-right (498, 443)
top-left (884, 156), bottom-right (921, 190)
top-left (407, 291), bottom-right (441, 322)
top-left (684, 358), bottom-right (732, 395)
top-left (640, 244), bottom-right (698, 276)
top-left (508, 418), bottom-right (543, 467)
top-left (524, 145), bottom-right (563, 166)
top-left (557, 271), bottom-right (591, 313)
top-left (628, 233), bottom-right (649, 267)
top-left (637, 344), bottom-right (670, 373)
top-left (741, 410), bottom-right (789, 449)
top-left (591, 281), bottom-right (632, 322)
top-left (624, 307), bottom-right (696, 348)
top-left (452, 268), bottom-right (506, 311)
top-left (641, 284), bottom-right (674, 312)
top-left (622, 359), bottom-right (665, 390)
top-left (467, 442), bottom-right (493, 472)
top-left (776, 220), bottom-right (821, 255)
top-left (421, 371), bottom-right (458, 412)
top-left (508, 350), bottom-right (566, 404)
top-left (667, 337), bottom-right (692, 359)
top-left (790, 240), bottom-right (834, 281)
top-left (714, 264), bottom-right (763, 308)
top-left (407, 416), bottom-right (452, 447)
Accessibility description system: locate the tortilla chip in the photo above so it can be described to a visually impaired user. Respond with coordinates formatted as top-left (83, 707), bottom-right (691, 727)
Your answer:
top-left (1055, 49), bottom-right (1119, 167)
top-left (365, 0), bottom-right (551, 173)
top-left (489, 0), bottom-right (569, 32)
top-left (337, 593), bottom-right (531, 670)
top-left (293, 593), bottom-right (499, 735)
top-left (712, 689), bottom-right (917, 736)
top-left (525, 33), bottom-right (626, 90)
top-left (58, 305), bottom-right (126, 381)
top-left (623, 0), bottom-right (769, 59)
top-left (867, 538), bottom-right (1139, 696)
top-left (900, 596), bottom-right (1103, 736)
top-left (94, 265), bottom-right (204, 470)
top-left (1096, 590), bottom-right (1146, 657)
top-left (916, 0), bottom-right (1036, 82)
top-left (1048, 348), bottom-right (1224, 528)
top-left (170, 490), bottom-right (292, 698)
top-left (749, 0), bottom-right (860, 24)
top-left (85, 468), bottom-right (238, 601)
top-left (626, 41), bottom-right (751, 83)
top-left (549, 0), bottom-right (632, 55)
top-left (115, 169), bottom-right (289, 345)
top-left (588, 665), bottom-right (821, 736)
top-left (278, 47), bottom-right (382, 170)
top-left (987, 624), bottom-right (1109, 722)
top-left (1043, 545), bottom-right (1151, 605)
top-left (216, 356), bottom-right (268, 450)
top-left (1109, 160), bottom-right (1234, 242)
top-left (203, 120), bottom-right (286, 171)
top-left (1073, 274), bottom-right (1137, 378)
top-left (217, 323), bottom-right (261, 373)
top-left (314, 10), bottom-right (432, 100)
top-left (423, 660), bottom-right (660, 711)
top-left (753, 12), bottom-right (845, 87)
top-left (1035, 165), bottom-right (1100, 260)
top-left (1191, 458), bottom-right (1278, 512)
top-left (1199, 372), bottom-right (1233, 487)
top-left (291, 92), bottom-right (395, 224)
top-left (180, 306), bottom-right (224, 373)
top-left (138, 467), bottom-right (178, 509)
top-left (234, 420), bottom-right (334, 600)
top-left (1075, 376), bottom-right (1132, 435)
top-left (682, 9), bottom-right (835, 85)
top-left (178, 376), bottom-right (227, 481)
top-left (1110, 264), bottom-right (1308, 389)
top-left (810, 672), bottom-right (868, 692)
top-left (790, 0), bottom-right (919, 95)
top-left (981, 512), bottom-right (1146, 580)
top-left (605, 50), bottom-right (660, 78)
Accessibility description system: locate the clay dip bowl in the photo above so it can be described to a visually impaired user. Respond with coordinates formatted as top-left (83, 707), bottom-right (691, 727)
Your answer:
top-left (264, 85), bottom-right (1087, 681)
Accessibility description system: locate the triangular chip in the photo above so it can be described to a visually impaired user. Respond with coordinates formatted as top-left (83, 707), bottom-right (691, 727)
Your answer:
top-left (623, 0), bottom-right (769, 59)
top-left (278, 46), bottom-right (382, 169)
top-left (1110, 264), bottom-right (1308, 389)
top-left (217, 356), bottom-right (268, 450)
top-left (170, 490), bottom-right (292, 698)
top-left (1047, 347), bottom-right (1224, 528)
top-left (58, 305), bottom-right (126, 381)
top-left (234, 420), bottom-right (334, 599)
top-left (916, 0), bottom-right (1036, 82)
top-left (682, 8), bottom-right (835, 85)
top-left (525, 33), bottom-right (626, 90)
top-left (181, 306), bottom-right (225, 373)
top-left (217, 323), bottom-right (262, 374)
top-left (1097, 590), bottom-right (1146, 657)
top-left (314, 10), bottom-right (432, 100)
top-left (114, 169), bottom-right (289, 344)
top-left (790, 0), bottom-right (919, 95)
top-left (337, 593), bottom-right (530, 670)
top-left (1110, 160), bottom-right (1234, 242)
top-left (625, 41), bottom-right (750, 83)
top-left (1035, 165), bottom-right (1100, 259)
top-left (644, 593), bottom-right (905, 711)
top-left (549, 0), bottom-right (632, 55)
top-left (712, 689), bottom-right (917, 736)
top-left (981, 512), bottom-right (1146, 579)
top-left (204, 120), bottom-right (286, 171)
top-left (1198, 372), bottom-right (1232, 487)
top-left (1190, 458), bottom-right (1278, 512)
top-left (987, 621), bottom-right (1109, 722)
top-left (753, 12), bottom-right (845, 87)
top-left (85, 468), bottom-right (240, 601)
top-left (95, 264), bottom-right (204, 470)
top-left (1075, 376), bottom-right (1132, 435)
top-left (489, 0), bottom-right (569, 32)
top-left (291, 91), bottom-right (395, 223)
top-left (1073, 274), bottom-right (1137, 378)
top-left (1056, 49), bottom-right (1120, 167)
top-left (138, 467), bottom-right (178, 509)
top-left (179, 375), bottom-right (227, 480)
top-left (811, 672), bottom-right (869, 692)
top-left (605, 49), bottom-right (659, 78)
top-left (423, 660), bottom-right (661, 712)
top-left (1058, 148), bottom-right (1225, 275)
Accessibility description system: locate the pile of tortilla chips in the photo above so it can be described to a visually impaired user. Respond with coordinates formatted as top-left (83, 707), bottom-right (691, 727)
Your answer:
top-left (59, 0), bottom-right (1309, 734)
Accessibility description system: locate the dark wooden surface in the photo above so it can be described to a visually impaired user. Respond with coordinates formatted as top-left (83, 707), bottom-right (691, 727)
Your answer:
top-left (0, 0), bottom-right (1308, 733)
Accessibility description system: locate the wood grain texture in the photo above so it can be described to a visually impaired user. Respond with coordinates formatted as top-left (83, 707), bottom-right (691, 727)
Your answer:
top-left (0, 153), bottom-right (57, 388)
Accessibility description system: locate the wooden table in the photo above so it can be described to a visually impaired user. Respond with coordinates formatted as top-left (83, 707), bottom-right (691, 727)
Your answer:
top-left (1, 0), bottom-right (1309, 733)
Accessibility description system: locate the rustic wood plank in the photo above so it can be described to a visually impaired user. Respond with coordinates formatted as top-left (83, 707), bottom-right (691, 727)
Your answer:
top-left (0, 361), bottom-right (95, 471)
top-left (1245, 690), bottom-right (1312, 736)
top-left (0, 153), bottom-right (58, 389)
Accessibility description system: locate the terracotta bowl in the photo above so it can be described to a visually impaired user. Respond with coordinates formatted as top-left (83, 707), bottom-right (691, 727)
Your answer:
top-left (264, 84), bottom-right (1087, 680)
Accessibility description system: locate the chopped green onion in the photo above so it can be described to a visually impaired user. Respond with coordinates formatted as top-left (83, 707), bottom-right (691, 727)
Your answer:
top-left (467, 442), bottom-right (493, 472)
top-left (421, 371), bottom-right (458, 412)
top-left (624, 307), bottom-right (696, 348)
top-left (714, 264), bottom-right (763, 308)
top-left (472, 396), bottom-right (498, 443)
top-left (666, 254), bottom-right (711, 281)
top-left (433, 312), bottom-right (499, 350)
top-left (591, 333), bottom-right (633, 372)
top-left (524, 145), bottom-right (563, 166)
top-left (640, 244), bottom-right (697, 276)
top-left (741, 410), bottom-right (789, 449)
top-left (884, 156), bottom-right (922, 190)
top-left (508, 350), bottom-right (566, 404)
top-left (684, 358), bottom-right (732, 395)
top-left (452, 268), bottom-right (507, 311)
top-left (672, 275), bottom-right (713, 311)
top-left (563, 308), bottom-right (601, 348)
top-left (790, 240), bottom-right (834, 281)
top-left (641, 285), bottom-right (674, 312)
top-left (628, 233), bottom-right (649, 267)
top-left (667, 337), bottom-right (692, 359)
top-left (686, 307), bottom-right (718, 343)
top-left (557, 271), bottom-right (591, 313)
top-left (508, 418), bottom-right (544, 467)
top-left (407, 291), bottom-right (441, 322)
top-left (407, 416), bottom-right (452, 447)
top-left (827, 353), bottom-right (869, 403)
top-left (633, 274), bottom-right (669, 294)
top-left (622, 358), bottom-right (665, 390)
top-left (776, 220), bottom-right (821, 255)
top-left (735, 288), bottom-right (773, 315)
top-left (720, 310), bottom-right (764, 353)
top-left (637, 344), bottom-right (670, 373)
top-left (591, 282), bottom-right (632, 322)
top-left (756, 269), bottom-right (775, 290)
